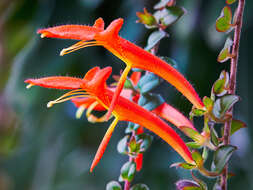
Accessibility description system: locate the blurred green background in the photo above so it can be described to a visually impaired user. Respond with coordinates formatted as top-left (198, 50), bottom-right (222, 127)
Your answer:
top-left (0, 0), bottom-right (251, 189)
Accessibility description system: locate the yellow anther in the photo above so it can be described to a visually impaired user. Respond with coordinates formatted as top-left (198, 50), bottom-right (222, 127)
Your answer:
top-left (40, 33), bottom-right (46, 38)
top-left (47, 101), bottom-right (54, 108)
top-left (76, 106), bottom-right (85, 119)
top-left (26, 84), bottom-right (34, 89)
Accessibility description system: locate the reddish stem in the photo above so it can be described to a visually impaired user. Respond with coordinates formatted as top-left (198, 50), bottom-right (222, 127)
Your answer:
top-left (124, 157), bottom-right (133, 190)
top-left (124, 180), bottom-right (130, 190)
top-left (221, 0), bottom-right (245, 189)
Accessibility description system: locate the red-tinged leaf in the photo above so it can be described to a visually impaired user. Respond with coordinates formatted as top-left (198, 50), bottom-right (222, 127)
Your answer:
top-left (218, 37), bottom-right (233, 63)
top-left (136, 134), bottom-right (152, 153)
top-left (120, 161), bottom-right (136, 182)
top-left (191, 172), bottom-right (207, 190)
top-left (186, 142), bottom-right (202, 149)
top-left (212, 71), bottom-right (230, 96)
top-left (216, 6), bottom-right (233, 32)
top-left (210, 126), bottom-right (219, 146)
top-left (212, 95), bottom-right (240, 120)
top-left (226, 0), bottom-right (237, 5)
top-left (230, 119), bottom-right (246, 135)
top-left (175, 179), bottom-right (200, 190)
top-left (106, 181), bottom-right (122, 190)
top-left (170, 162), bottom-right (196, 170)
top-left (145, 30), bottom-right (168, 51)
top-left (178, 126), bottom-right (205, 144)
top-left (117, 135), bottom-right (129, 155)
top-left (154, 0), bottom-right (176, 9)
top-left (212, 145), bottom-right (237, 173)
top-left (130, 184), bottom-right (149, 190)
top-left (154, 6), bottom-right (186, 27)
top-left (203, 96), bottom-right (214, 112)
top-left (25, 76), bottom-right (84, 90)
top-left (192, 150), bottom-right (203, 167)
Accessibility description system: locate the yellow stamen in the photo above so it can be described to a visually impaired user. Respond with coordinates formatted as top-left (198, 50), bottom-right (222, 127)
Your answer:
top-left (60, 41), bottom-right (104, 56)
top-left (86, 101), bottom-right (109, 123)
top-left (76, 105), bottom-right (85, 119)
top-left (41, 33), bottom-right (47, 38)
top-left (46, 89), bottom-right (90, 108)
top-left (26, 84), bottom-right (34, 89)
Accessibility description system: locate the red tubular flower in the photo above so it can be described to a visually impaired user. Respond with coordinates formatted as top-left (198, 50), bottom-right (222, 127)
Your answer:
top-left (134, 153), bottom-right (143, 172)
top-left (37, 18), bottom-right (205, 120)
top-left (25, 67), bottom-right (195, 172)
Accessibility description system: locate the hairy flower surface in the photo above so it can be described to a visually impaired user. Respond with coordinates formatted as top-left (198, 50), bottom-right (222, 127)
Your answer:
top-left (37, 18), bottom-right (205, 119)
top-left (25, 67), bottom-right (195, 172)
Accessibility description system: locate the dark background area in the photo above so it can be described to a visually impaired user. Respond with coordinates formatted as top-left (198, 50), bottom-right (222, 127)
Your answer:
top-left (0, 0), bottom-right (252, 189)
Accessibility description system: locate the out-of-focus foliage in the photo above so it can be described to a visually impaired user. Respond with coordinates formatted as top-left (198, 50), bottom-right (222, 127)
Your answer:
top-left (0, 0), bottom-right (252, 189)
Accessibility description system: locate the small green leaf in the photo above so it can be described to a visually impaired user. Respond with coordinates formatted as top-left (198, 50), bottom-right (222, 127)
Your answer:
top-left (128, 137), bottom-right (141, 154)
top-left (159, 56), bottom-right (178, 68)
top-left (140, 80), bottom-right (160, 94)
top-left (138, 94), bottom-right (164, 111)
top-left (192, 150), bottom-right (203, 167)
top-left (221, 119), bottom-right (246, 136)
top-left (212, 95), bottom-right (240, 119)
top-left (154, 0), bottom-right (174, 9)
top-left (145, 30), bottom-right (168, 51)
top-left (136, 133), bottom-right (153, 152)
top-left (179, 126), bottom-right (205, 143)
top-left (218, 37), bottom-right (233, 63)
top-left (186, 142), bottom-right (202, 149)
top-left (117, 136), bottom-right (129, 154)
top-left (130, 184), bottom-right (150, 190)
top-left (203, 96), bottom-right (214, 112)
top-left (175, 180), bottom-right (200, 190)
top-left (212, 145), bottom-right (237, 173)
top-left (213, 79), bottom-right (226, 95)
top-left (230, 119), bottom-right (246, 135)
top-left (216, 6), bottom-right (233, 32)
top-left (154, 6), bottom-right (185, 27)
top-left (190, 108), bottom-right (206, 117)
top-left (170, 162), bottom-right (196, 170)
top-left (106, 181), bottom-right (122, 190)
top-left (210, 127), bottom-right (219, 146)
top-left (191, 172), bottom-right (208, 190)
top-left (124, 79), bottom-right (134, 89)
top-left (213, 181), bottom-right (222, 190)
top-left (212, 71), bottom-right (229, 96)
top-left (120, 161), bottom-right (136, 182)
top-left (226, 0), bottom-right (237, 5)
top-left (184, 187), bottom-right (201, 190)
top-left (202, 147), bottom-right (209, 162)
top-left (136, 8), bottom-right (157, 28)
top-left (138, 73), bottom-right (162, 93)
top-left (125, 122), bottom-right (135, 133)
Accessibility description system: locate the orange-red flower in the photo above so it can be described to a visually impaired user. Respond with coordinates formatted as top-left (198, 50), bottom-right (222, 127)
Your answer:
top-left (37, 18), bottom-right (205, 120)
top-left (71, 70), bottom-right (196, 131)
top-left (25, 67), bottom-right (195, 172)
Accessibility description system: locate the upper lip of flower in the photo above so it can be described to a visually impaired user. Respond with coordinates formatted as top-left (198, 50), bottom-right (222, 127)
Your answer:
top-left (25, 66), bottom-right (195, 171)
top-left (37, 17), bottom-right (205, 120)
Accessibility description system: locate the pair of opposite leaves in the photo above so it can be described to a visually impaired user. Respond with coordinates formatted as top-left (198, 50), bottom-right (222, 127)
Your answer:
top-left (26, 17), bottom-right (205, 171)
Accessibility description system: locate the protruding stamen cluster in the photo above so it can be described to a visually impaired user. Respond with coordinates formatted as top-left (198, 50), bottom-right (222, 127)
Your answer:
top-left (46, 89), bottom-right (90, 108)
top-left (60, 41), bottom-right (104, 56)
